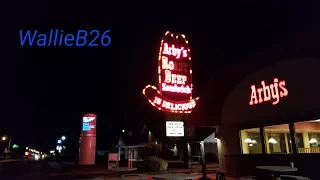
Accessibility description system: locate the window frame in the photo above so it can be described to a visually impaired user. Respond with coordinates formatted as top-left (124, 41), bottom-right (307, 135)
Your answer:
top-left (239, 128), bottom-right (263, 154)
top-left (239, 123), bottom-right (297, 155)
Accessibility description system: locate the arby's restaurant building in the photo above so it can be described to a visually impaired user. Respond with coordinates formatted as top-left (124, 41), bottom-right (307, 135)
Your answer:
top-left (187, 48), bottom-right (320, 178)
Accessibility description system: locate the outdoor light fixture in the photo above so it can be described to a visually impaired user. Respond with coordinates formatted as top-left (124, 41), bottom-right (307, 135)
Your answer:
top-left (268, 137), bottom-right (278, 144)
top-left (57, 140), bottom-right (62, 144)
top-left (56, 145), bottom-right (62, 153)
top-left (61, 136), bottom-right (66, 140)
top-left (244, 138), bottom-right (252, 143)
top-left (34, 154), bottom-right (39, 160)
top-left (1, 136), bottom-right (12, 160)
top-left (245, 138), bottom-right (257, 144)
top-left (122, 129), bottom-right (125, 133)
top-left (251, 140), bottom-right (257, 144)
top-left (309, 138), bottom-right (317, 144)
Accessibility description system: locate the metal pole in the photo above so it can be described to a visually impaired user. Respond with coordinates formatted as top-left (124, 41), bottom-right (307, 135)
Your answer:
top-left (8, 137), bottom-right (11, 151)
top-left (5, 137), bottom-right (11, 160)
top-left (200, 141), bottom-right (210, 180)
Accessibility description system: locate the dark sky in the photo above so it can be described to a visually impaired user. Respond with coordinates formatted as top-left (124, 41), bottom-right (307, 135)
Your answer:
top-left (2, 1), bottom-right (320, 153)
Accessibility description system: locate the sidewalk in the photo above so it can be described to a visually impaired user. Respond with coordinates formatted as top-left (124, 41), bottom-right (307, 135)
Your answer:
top-left (48, 163), bottom-right (237, 180)
top-left (52, 173), bottom-right (237, 180)
top-left (68, 174), bottom-right (237, 180)
top-left (50, 163), bottom-right (220, 176)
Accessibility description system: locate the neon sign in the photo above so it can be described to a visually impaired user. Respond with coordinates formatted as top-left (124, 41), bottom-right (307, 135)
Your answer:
top-left (143, 85), bottom-right (198, 113)
top-left (142, 31), bottom-right (199, 113)
top-left (249, 78), bottom-right (288, 105)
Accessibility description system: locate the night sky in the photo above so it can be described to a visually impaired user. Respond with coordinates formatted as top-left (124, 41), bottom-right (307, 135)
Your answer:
top-left (2, 1), bottom-right (320, 154)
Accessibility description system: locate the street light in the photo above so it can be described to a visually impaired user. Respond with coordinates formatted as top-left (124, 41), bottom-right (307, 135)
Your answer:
top-left (61, 136), bottom-right (66, 140)
top-left (1, 136), bottom-right (12, 160)
top-left (57, 140), bottom-right (62, 144)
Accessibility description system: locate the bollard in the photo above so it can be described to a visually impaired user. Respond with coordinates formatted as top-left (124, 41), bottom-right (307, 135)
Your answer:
top-left (199, 161), bottom-right (211, 180)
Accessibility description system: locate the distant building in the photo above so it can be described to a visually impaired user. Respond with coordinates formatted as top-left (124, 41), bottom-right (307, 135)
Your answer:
top-left (116, 124), bottom-right (157, 161)
top-left (115, 123), bottom-right (218, 164)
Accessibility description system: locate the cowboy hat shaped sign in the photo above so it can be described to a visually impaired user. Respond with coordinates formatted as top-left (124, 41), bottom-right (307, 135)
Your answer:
top-left (143, 31), bottom-right (199, 113)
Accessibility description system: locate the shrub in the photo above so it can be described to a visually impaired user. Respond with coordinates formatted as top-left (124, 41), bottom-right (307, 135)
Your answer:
top-left (142, 157), bottom-right (160, 172)
top-left (141, 157), bottom-right (168, 172)
top-left (158, 158), bottom-right (168, 171)
top-left (138, 144), bottom-right (161, 159)
top-left (161, 147), bottom-right (175, 159)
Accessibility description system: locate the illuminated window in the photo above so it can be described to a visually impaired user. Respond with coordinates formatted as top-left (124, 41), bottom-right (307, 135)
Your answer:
top-left (264, 124), bottom-right (292, 154)
top-left (295, 119), bottom-right (320, 153)
top-left (295, 133), bottom-right (304, 149)
top-left (240, 128), bottom-right (263, 154)
top-left (309, 133), bottom-right (320, 147)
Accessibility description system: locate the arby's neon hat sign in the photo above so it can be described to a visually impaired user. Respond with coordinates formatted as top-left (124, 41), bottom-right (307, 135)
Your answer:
top-left (249, 78), bottom-right (288, 105)
top-left (142, 31), bottom-right (199, 113)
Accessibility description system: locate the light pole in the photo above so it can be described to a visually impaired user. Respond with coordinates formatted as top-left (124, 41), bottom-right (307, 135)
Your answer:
top-left (56, 136), bottom-right (66, 154)
top-left (1, 136), bottom-right (12, 160)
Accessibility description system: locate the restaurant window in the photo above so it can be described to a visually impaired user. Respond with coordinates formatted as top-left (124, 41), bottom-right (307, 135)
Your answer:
top-left (296, 133), bottom-right (304, 149)
top-left (294, 119), bottom-right (320, 153)
top-left (264, 124), bottom-right (292, 154)
top-left (240, 128), bottom-right (263, 154)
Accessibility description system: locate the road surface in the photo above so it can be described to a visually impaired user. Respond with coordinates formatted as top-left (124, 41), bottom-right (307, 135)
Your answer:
top-left (0, 160), bottom-right (237, 180)
top-left (0, 159), bottom-right (84, 180)
top-left (0, 159), bottom-right (54, 180)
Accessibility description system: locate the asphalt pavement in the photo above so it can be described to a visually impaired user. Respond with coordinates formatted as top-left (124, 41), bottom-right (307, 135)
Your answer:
top-left (0, 159), bottom-right (52, 180)
top-left (0, 160), bottom-right (235, 180)
top-left (0, 159), bottom-right (92, 180)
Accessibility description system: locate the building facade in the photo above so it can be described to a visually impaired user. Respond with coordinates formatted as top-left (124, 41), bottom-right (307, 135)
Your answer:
top-left (218, 58), bottom-right (320, 179)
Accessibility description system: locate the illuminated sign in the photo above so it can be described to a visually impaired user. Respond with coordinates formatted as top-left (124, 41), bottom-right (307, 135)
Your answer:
top-left (12, 144), bottom-right (19, 149)
top-left (166, 121), bottom-right (184, 137)
top-left (249, 78), bottom-right (288, 105)
top-left (143, 85), bottom-right (197, 112)
top-left (142, 31), bottom-right (199, 113)
top-left (82, 116), bottom-right (96, 132)
top-left (83, 117), bottom-right (95, 122)
top-left (82, 122), bottom-right (90, 131)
